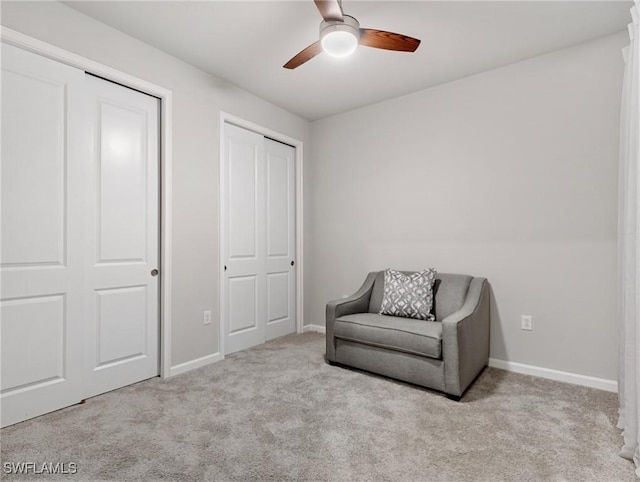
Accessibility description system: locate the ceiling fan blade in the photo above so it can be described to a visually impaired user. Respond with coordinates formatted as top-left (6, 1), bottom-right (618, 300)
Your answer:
top-left (314, 0), bottom-right (343, 21)
top-left (283, 41), bottom-right (323, 69)
top-left (359, 28), bottom-right (421, 52)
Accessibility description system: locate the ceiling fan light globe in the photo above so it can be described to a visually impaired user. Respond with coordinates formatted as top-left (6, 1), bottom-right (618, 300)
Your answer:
top-left (321, 31), bottom-right (358, 57)
top-left (319, 15), bottom-right (361, 59)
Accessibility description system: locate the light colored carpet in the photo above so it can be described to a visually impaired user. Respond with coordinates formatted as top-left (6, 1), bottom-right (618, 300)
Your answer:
top-left (0, 332), bottom-right (634, 481)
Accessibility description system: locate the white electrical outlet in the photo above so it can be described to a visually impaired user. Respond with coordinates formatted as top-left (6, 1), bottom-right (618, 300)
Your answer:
top-left (203, 310), bottom-right (212, 325)
top-left (521, 315), bottom-right (533, 331)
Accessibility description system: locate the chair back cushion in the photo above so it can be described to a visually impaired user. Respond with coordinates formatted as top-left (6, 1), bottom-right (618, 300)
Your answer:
top-left (368, 271), bottom-right (473, 321)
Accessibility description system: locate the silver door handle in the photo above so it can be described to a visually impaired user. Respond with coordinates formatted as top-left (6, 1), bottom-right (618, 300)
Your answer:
top-left (151, 269), bottom-right (159, 277)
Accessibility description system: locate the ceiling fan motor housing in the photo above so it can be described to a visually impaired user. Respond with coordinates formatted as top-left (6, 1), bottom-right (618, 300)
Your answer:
top-left (320, 15), bottom-right (361, 57)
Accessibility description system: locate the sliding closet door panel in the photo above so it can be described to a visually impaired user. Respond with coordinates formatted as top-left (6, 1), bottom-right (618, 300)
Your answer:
top-left (0, 43), bottom-right (85, 427)
top-left (264, 139), bottom-right (296, 340)
top-left (224, 123), bottom-right (266, 354)
top-left (84, 74), bottom-right (159, 398)
top-left (223, 124), bottom-right (296, 354)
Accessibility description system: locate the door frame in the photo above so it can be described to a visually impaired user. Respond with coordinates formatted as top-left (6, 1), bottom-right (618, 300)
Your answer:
top-left (219, 112), bottom-right (304, 356)
top-left (1, 28), bottom-right (174, 378)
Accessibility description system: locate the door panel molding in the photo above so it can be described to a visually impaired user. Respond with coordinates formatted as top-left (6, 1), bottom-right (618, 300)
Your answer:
top-left (219, 113), bottom-right (304, 357)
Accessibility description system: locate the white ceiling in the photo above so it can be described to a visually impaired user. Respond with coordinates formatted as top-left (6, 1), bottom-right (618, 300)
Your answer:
top-left (64, 1), bottom-right (632, 121)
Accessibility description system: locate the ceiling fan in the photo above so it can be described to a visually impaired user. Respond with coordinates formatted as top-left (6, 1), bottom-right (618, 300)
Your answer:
top-left (284, 0), bottom-right (421, 69)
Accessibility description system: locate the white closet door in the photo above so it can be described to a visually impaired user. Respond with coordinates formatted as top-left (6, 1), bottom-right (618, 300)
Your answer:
top-left (264, 138), bottom-right (296, 341)
top-left (1, 45), bottom-right (160, 427)
top-left (224, 124), bottom-right (266, 354)
top-left (223, 124), bottom-right (296, 354)
top-left (0, 43), bottom-right (86, 427)
top-left (83, 75), bottom-right (159, 398)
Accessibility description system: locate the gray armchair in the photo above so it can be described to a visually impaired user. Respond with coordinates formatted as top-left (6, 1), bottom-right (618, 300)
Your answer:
top-left (326, 271), bottom-right (490, 400)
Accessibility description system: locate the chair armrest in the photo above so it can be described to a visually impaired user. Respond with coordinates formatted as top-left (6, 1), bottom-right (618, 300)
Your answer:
top-left (441, 278), bottom-right (490, 396)
top-left (325, 272), bottom-right (377, 361)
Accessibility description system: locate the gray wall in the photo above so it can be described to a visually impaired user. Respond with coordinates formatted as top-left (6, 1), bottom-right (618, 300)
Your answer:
top-left (0, 1), bottom-right (311, 367)
top-left (307, 32), bottom-right (626, 381)
top-left (2, 1), bottom-right (627, 381)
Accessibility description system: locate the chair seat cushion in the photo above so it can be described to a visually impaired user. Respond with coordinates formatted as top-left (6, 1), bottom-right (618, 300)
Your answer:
top-left (334, 313), bottom-right (442, 359)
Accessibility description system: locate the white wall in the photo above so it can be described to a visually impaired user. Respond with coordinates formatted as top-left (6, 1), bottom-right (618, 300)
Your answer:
top-left (0, 1), bottom-right (311, 367)
top-left (307, 32), bottom-right (627, 381)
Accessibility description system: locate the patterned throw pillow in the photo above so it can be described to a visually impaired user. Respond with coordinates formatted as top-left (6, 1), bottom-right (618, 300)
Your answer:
top-left (379, 269), bottom-right (437, 321)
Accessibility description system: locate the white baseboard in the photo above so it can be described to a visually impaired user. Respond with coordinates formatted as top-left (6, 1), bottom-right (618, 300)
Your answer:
top-left (303, 324), bottom-right (326, 334)
top-left (489, 358), bottom-right (617, 393)
top-left (169, 352), bottom-right (223, 377)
